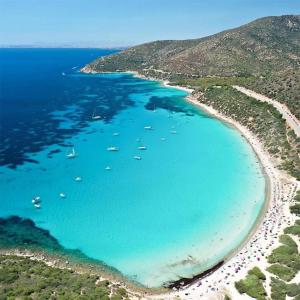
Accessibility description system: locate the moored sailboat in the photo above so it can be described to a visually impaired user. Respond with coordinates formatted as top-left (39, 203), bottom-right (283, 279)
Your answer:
top-left (66, 148), bottom-right (76, 158)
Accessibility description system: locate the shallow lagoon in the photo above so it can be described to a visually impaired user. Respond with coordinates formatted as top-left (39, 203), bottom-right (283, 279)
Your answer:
top-left (0, 49), bottom-right (265, 287)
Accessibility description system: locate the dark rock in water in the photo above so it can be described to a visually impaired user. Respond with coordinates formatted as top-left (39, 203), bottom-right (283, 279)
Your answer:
top-left (48, 149), bottom-right (62, 156)
top-left (0, 216), bottom-right (61, 251)
top-left (145, 96), bottom-right (197, 115)
top-left (165, 261), bottom-right (224, 289)
top-left (0, 216), bottom-right (122, 275)
top-left (24, 158), bottom-right (39, 164)
top-left (0, 51), bottom-right (139, 169)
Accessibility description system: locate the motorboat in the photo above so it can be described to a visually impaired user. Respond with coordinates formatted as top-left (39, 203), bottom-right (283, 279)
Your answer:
top-left (66, 148), bottom-right (76, 158)
top-left (138, 146), bottom-right (147, 150)
top-left (107, 146), bottom-right (119, 152)
top-left (32, 196), bottom-right (41, 204)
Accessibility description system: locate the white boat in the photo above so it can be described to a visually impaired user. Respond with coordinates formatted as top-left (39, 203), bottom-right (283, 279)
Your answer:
top-left (113, 132), bottom-right (119, 136)
top-left (62, 72), bottom-right (66, 76)
top-left (66, 148), bottom-right (76, 158)
top-left (32, 196), bottom-right (41, 204)
top-left (107, 146), bottom-right (119, 152)
top-left (105, 166), bottom-right (112, 171)
top-left (34, 203), bottom-right (41, 209)
top-left (133, 155), bottom-right (142, 160)
top-left (160, 137), bottom-right (166, 141)
top-left (170, 130), bottom-right (177, 134)
top-left (59, 193), bottom-right (66, 198)
top-left (92, 110), bottom-right (101, 120)
top-left (75, 176), bottom-right (82, 182)
top-left (138, 146), bottom-right (147, 150)
top-left (144, 125), bottom-right (152, 130)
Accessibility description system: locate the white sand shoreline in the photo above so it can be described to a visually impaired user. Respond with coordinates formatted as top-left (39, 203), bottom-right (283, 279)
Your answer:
top-left (80, 68), bottom-right (299, 298)
top-left (148, 81), bottom-right (299, 299)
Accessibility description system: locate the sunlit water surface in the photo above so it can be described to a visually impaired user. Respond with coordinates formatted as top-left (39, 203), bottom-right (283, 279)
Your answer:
top-left (0, 49), bottom-right (265, 287)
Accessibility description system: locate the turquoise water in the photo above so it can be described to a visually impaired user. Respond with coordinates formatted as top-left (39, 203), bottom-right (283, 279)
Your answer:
top-left (0, 49), bottom-right (265, 287)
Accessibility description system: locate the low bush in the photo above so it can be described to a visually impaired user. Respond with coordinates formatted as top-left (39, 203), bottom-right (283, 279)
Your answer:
top-left (290, 203), bottom-right (300, 216)
top-left (0, 255), bottom-right (127, 300)
top-left (279, 234), bottom-right (298, 249)
top-left (284, 224), bottom-right (300, 237)
top-left (235, 267), bottom-right (267, 300)
top-left (267, 264), bottom-right (297, 281)
top-left (248, 266), bottom-right (266, 280)
top-left (271, 277), bottom-right (300, 300)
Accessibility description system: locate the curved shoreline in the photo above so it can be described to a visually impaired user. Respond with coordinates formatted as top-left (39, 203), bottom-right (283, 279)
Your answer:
top-left (158, 81), bottom-right (271, 273)
top-left (135, 74), bottom-right (273, 270)
top-left (79, 70), bottom-right (297, 298)
top-left (128, 73), bottom-right (273, 290)
top-left (154, 80), bottom-right (298, 299)
top-left (3, 69), bottom-right (296, 299)
top-left (184, 93), bottom-right (271, 264)
top-left (82, 70), bottom-right (279, 295)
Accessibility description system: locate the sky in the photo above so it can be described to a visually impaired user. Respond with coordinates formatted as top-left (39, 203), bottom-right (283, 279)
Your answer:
top-left (0, 0), bottom-right (299, 47)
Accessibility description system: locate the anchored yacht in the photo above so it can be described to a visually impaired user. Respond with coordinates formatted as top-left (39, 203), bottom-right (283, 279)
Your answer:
top-left (66, 148), bottom-right (76, 158)
top-left (138, 146), bottom-right (147, 150)
top-left (107, 146), bottom-right (119, 152)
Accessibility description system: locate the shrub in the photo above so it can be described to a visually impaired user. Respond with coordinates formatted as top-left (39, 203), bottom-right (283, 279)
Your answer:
top-left (271, 277), bottom-right (288, 300)
top-left (279, 234), bottom-right (298, 249)
top-left (271, 277), bottom-right (300, 299)
top-left (286, 283), bottom-right (300, 297)
top-left (290, 204), bottom-right (300, 216)
top-left (267, 264), bottom-right (297, 281)
top-left (235, 267), bottom-right (267, 300)
top-left (248, 266), bottom-right (266, 280)
top-left (284, 225), bottom-right (300, 237)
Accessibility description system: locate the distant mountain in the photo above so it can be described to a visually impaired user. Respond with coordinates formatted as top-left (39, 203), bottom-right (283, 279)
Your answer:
top-left (83, 15), bottom-right (300, 78)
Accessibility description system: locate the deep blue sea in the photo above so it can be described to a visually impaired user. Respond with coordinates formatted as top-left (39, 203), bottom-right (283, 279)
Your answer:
top-left (0, 48), bottom-right (265, 287)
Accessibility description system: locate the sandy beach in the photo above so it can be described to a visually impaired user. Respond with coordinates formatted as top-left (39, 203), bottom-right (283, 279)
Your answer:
top-left (146, 83), bottom-right (299, 299)
top-left (66, 69), bottom-right (299, 298)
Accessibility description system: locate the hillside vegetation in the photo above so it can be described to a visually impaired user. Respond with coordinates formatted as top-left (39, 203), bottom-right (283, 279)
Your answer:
top-left (235, 191), bottom-right (300, 300)
top-left (83, 15), bottom-right (300, 118)
top-left (0, 255), bottom-right (129, 300)
top-left (181, 83), bottom-right (300, 179)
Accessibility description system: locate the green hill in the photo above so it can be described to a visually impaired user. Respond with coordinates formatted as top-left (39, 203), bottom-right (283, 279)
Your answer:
top-left (84, 15), bottom-right (300, 77)
top-left (83, 15), bottom-right (300, 118)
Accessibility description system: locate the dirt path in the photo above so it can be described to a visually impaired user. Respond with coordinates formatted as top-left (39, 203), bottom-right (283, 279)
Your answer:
top-left (233, 85), bottom-right (300, 137)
